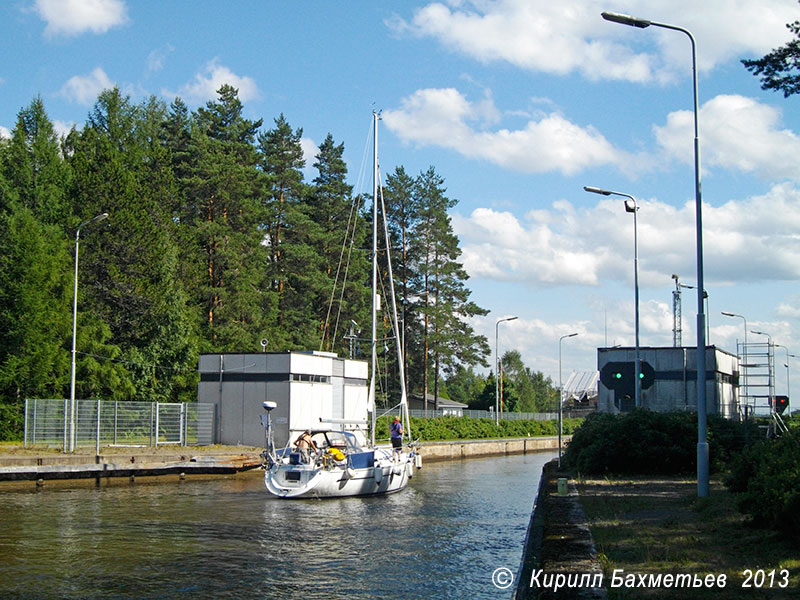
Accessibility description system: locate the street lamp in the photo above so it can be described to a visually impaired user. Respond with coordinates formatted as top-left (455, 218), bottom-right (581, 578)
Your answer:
top-left (495, 316), bottom-right (518, 426)
top-left (602, 10), bottom-right (709, 498)
top-left (559, 332), bottom-right (579, 468)
top-left (721, 311), bottom-right (748, 415)
top-left (584, 186), bottom-right (641, 409)
top-left (68, 212), bottom-right (108, 452)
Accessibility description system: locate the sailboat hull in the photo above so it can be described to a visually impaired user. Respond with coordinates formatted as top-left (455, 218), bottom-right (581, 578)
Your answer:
top-left (264, 450), bottom-right (414, 499)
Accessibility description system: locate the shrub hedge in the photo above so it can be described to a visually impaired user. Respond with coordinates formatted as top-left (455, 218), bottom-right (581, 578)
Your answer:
top-left (725, 436), bottom-right (800, 534)
top-left (561, 409), bottom-right (747, 475)
top-left (374, 415), bottom-right (581, 442)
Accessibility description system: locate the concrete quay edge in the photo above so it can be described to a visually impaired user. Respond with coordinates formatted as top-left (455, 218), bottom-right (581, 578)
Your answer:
top-left (515, 459), bottom-right (606, 600)
top-left (0, 436), bottom-right (563, 483)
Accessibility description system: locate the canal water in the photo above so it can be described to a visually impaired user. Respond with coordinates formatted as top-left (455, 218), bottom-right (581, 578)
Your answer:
top-left (0, 451), bottom-right (555, 600)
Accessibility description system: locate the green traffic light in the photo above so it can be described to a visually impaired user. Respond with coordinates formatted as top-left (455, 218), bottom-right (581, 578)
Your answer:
top-left (615, 372), bottom-right (622, 379)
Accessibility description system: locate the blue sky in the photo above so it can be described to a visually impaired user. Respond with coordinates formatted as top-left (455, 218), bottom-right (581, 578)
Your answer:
top-left (2, 0), bottom-right (800, 395)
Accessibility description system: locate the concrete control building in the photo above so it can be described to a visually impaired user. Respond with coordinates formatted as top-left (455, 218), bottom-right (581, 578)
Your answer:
top-left (597, 346), bottom-right (740, 418)
top-left (197, 352), bottom-right (369, 448)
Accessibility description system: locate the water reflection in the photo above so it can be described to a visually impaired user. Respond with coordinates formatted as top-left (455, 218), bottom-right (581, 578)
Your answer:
top-left (0, 451), bottom-right (555, 599)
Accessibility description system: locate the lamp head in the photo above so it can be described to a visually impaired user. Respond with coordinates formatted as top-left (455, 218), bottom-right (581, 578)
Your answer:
top-left (601, 11), bottom-right (651, 28)
top-left (263, 401), bottom-right (277, 412)
top-left (584, 186), bottom-right (611, 196)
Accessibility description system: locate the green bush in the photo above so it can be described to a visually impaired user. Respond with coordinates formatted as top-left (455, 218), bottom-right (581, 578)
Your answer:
top-left (562, 410), bottom-right (746, 475)
top-left (725, 436), bottom-right (800, 534)
top-left (374, 414), bottom-right (580, 442)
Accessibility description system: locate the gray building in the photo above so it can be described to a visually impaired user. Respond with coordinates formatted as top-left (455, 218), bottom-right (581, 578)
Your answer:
top-left (198, 351), bottom-right (369, 448)
top-left (597, 346), bottom-right (740, 418)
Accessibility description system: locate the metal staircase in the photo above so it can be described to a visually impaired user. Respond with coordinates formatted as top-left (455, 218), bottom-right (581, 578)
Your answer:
top-left (739, 341), bottom-right (790, 437)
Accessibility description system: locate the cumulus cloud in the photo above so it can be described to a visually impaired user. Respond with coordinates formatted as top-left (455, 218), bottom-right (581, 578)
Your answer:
top-left (452, 183), bottom-right (800, 289)
top-left (52, 120), bottom-right (77, 138)
top-left (300, 136), bottom-right (318, 181)
top-left (0, 125), bottom-right (10, 139)
top-left (389, 0), bottom-right (797, 83)
top-left (146, 44), bottom-right (174, 73)
top-left (59, 67), bottom-right (114, 105)
top-left (383, 88), bottom-right (622, 175)
top-left (166, 59), bottom-right (260, 105)
top-left (655, 95), bottom-right (800, 180)
top-left (34, 0), bottom-right (128, 37)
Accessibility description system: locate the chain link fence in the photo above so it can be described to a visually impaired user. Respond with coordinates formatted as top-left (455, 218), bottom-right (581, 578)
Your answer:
top-left (24, 399), bottom-right (215, 450)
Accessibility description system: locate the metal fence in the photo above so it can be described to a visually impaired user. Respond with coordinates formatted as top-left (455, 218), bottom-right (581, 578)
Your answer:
top-left (24, 399), bottom-right (215, 450)
top-left (406, 408), bottom-right (594, 420)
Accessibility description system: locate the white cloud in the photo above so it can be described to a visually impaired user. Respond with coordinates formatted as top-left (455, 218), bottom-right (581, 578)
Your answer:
top-left (389, 0), bottom-right (797, 83)
top-left (52, 120), bottom-right (77, 138)
top-left (146, 44), bottom-right (174, 73)
top-left (300, 136), bottom-right (317, 181)
top-left (167, 59), bottom-right (261, 105)
top-left (655, 95), bottom-right (800, 181)
top-left (390, 87), bottom-right (800, 181)
top-left (0, 125), bottom-right (10, 139)
top-left (453, 183), bottom-right (800, 289)
top-left (59, 67), bottom-right (114, 105)
top-left (35, 0), bottom-right (128, 37)
top-left (383, 87), bottom-right (622, 175)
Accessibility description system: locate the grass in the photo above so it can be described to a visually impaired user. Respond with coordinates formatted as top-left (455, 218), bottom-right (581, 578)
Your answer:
top-left (577, 476), bottom-right (800, 599)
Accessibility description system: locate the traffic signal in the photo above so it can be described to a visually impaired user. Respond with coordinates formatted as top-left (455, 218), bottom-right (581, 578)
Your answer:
top-left (600, 361), bottom-right (655, 391)
top-left (600, 362), bottom-right (634, 391)
top-left (773, 395), bottom-right (789, 416)
top-left (639, 361), bottom-right (655, 389)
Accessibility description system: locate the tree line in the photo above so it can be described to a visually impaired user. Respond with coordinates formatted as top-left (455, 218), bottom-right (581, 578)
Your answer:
top-left (0, 84), bottom-right (559, 439)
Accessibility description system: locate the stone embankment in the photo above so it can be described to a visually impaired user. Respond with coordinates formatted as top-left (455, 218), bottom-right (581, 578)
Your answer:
top-left (0, 436), bottom-right (562, 485)
top-left (515, 459), bottom-right (606, 600)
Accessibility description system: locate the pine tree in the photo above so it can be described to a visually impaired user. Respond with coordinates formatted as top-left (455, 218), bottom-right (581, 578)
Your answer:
top-left (257, 114), bottom-right (307, 350)
top-left (409, 167), bottom-right (489, 408)
top-left (383, 166), bottom-right (419, 391)
top-left (182, 84), bottom-right (268, 351)
top-left (305, 133), bottom-right (369, 355)
top-left (742, 5), bottom-right (800, 97)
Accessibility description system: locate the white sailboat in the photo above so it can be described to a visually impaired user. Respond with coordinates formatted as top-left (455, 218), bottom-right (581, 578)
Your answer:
top-left (260, 112), bottom-right (419, 498)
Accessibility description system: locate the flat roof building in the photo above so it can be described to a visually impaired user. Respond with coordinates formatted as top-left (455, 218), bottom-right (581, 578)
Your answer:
top-left (597, 346), bottom-right (740, 418)
top-left (198, 351), bottom-right (369, 448)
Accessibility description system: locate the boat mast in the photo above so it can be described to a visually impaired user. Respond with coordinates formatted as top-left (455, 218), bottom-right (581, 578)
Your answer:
top-left (369, 110), bottom-right (412, 445)
top-left (369, 110), bottom-right (379, 446)
top-left (379, 177), bottom-right (411, 442)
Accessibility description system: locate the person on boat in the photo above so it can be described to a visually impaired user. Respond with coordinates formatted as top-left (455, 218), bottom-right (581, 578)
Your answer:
top-left (390, 418), bottom-right (404, 459)
top-left (295, 430), bottom-right (317, 463)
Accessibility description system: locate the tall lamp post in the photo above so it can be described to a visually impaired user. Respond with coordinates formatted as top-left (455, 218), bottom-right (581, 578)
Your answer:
top-left (721, 311), bottom-right (748, 416)
top-left (601, 10), bottom-right (708, 497)
top-left (559, 332), bottom-right (578, 468)
top-left (495, 316), bottom-right (518, 425)
top-left (584, 186), bottom-right (641, 408)
top-left (68, 212), bottom-right (108, 452)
